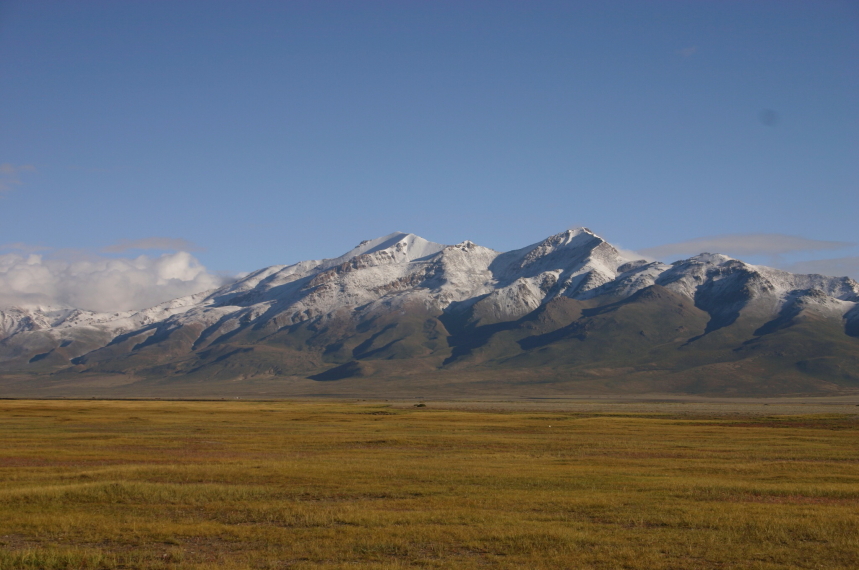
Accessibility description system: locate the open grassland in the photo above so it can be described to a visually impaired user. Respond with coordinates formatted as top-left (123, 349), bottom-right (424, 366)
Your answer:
top-left (0, 400), bottom-right (857, 569)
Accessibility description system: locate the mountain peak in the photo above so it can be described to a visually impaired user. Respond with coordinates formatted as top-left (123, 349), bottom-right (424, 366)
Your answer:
top-left (319, 232), bottom-right (445, 270)
top-left (688, 252), bottom-right (735, 264)
top-left (512, 227), bottom-right (609, 271)
top-left (568, 226), bottom-right (596, 236)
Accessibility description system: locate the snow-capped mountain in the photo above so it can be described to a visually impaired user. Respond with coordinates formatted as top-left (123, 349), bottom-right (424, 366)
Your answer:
top-left (2, 228), bottom-right (858, 397)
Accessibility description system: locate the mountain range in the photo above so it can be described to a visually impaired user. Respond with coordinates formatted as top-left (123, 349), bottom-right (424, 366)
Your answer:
top-left (2, 228), bottom-right (858, 398)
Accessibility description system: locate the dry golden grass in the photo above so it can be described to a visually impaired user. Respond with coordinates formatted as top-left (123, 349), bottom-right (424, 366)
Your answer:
top-left (0, 399), bottom-right (857, 569)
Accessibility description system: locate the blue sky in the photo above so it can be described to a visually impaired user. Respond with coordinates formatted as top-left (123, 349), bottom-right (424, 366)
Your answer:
top-left (1, 1), bottom-right (857, 296)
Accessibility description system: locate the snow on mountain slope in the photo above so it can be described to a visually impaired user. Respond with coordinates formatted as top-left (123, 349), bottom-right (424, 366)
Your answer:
top-left (655, 253), bottom-right (859, 310)
top-left (0, 287), bottom-right (224, 356)
top-left (1, 306), bottom-right (67, 334)
top-left (466, 228), bottom-right (644, 322)
top-left (319, 232), bottom-right (446, 270)
top-left (2, 227), bottom-right (858, 371)
top-left (596, 260), bottom-right (672, 299)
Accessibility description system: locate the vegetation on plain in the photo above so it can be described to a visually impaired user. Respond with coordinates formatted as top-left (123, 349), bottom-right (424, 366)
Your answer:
top-left (0, 399), bottom-right (857, 569)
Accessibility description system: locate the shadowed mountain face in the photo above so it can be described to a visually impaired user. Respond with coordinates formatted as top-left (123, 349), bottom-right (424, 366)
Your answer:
top-left (2, 229), bottom-right (858, 397)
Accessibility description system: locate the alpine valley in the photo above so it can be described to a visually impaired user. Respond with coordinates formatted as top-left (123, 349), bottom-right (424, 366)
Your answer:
top-left (2, 228), bottom-right (858, 398)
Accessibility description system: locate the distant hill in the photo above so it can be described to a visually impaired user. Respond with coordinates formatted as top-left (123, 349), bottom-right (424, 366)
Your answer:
top-left (2, 228), bottom-right (858, 398)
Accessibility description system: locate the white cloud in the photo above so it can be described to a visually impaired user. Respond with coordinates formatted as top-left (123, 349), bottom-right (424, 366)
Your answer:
top-left (678, 46), bottom-right (697, 58)
top-left (0, 163), bottom-right (35, 174)
top-left (781, 257), bottom-right (859, 280)
top-left (639, 234), bottom-right (853, 260)
top-left (0, 250), bottom-right (229, 312)
top-left (615, 247), bottom-right (657, 263)
top-left (102, 237), bottom-right (201, 253)
top-left (0, 163), bottom-right (36, 193)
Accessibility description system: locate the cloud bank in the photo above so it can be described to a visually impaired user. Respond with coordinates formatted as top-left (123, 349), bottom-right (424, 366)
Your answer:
top-left (0, 250), bottom-right (229, 313)
top-left (639, 234), bottom-right (853, 260)
top-left (782, 257), bottom-right (859, 280)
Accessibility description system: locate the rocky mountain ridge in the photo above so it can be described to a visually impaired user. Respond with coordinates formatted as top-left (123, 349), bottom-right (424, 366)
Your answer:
top-left (2, 228), bottom-right (858, 397)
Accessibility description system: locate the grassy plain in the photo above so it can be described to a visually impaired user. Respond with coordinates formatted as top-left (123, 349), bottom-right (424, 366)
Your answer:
top-left (0, 399), bottom-right (857, 569)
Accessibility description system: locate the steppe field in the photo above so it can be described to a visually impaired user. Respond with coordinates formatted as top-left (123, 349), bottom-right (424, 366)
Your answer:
top-left (1, 398), bottom-right (858, 569)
